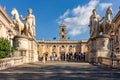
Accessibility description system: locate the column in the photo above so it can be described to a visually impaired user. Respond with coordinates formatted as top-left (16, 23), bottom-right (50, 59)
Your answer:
top-left (66, 46), bottom-right (68, 53)
top-left (49, 46), bottom-right (52, 60)
top-left (57, 46), bottom-right (60, 60)
top-left (50, 46), bottom-right (52, 56)
top-left (119, 27), bottom-right (120, 54)
top-left (42, 45), bottom-right (45, 53)
top-left (81, 45), bottom-right (83, 53)
top-left (74, 46), bottom-right (76, 53)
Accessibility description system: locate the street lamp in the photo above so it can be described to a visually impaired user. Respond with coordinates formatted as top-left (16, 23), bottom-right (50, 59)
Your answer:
top-left (110, 33), bottom-right (115, 58)
top-left (110, 33), bottom-right (116, 67)
top-left (8, 29), bottom-right (12, 57)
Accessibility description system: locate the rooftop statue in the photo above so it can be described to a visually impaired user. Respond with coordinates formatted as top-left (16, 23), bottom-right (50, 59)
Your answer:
top-left (89, 9), bottom-right (101, 38)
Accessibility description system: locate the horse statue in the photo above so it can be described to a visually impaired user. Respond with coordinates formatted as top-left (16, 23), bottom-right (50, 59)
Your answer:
top-left (11, 8), bottom-right (27, 36)
top-left (99, 7), bottom-right (114, 35)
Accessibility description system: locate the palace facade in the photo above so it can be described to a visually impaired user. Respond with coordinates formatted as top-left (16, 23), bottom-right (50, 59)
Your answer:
top-left (37, 24), bottom-right (88, 60)
top-left (113, 10), bottom-right (120, 58)
top-left (0, 6), bottom-right (17, 43)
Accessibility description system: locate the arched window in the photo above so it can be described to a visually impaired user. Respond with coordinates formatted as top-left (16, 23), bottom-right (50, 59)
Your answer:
top-left (53, 45), bottom-right (56, 47)
top-left (61, 45), bottom-right (65, 51)
top-left (62, 28), bottom-right (64, 32)
top-left (70, 45), bottom-right (72, 47)
top-left (62, 45), bottom-right (64, 48)
top-left (62, 35), bottom-right (64, 39)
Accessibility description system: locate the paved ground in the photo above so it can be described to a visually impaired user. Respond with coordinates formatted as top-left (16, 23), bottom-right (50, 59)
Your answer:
top-left (0, 61), bottom-right (120, 80)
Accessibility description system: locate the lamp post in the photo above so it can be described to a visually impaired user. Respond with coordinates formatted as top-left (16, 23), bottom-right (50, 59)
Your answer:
top-left (8, 29), bottom-right (12, 57)
top-left (110, 33), bottom-right (115, 67)
top-left (110, 33), bottom-right (115, 58)
top-left (110, 38), bottom-right (113, 59)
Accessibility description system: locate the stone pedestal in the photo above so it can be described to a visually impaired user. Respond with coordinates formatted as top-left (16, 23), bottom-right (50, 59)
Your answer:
top-left (88, 38), bottom-right (96, 63)
top-left (13, 35), bottom-right (38, 63)
top-left (28, 38), bottom-right (38, 62)
top-left (88, 35), bottom-right (110, 63)
top-left (13, 35), bottom-right (29, 63)
top-left (14, 35), bottom-right (29, 50)
top-left (95, 35), bottom-right (110, 62)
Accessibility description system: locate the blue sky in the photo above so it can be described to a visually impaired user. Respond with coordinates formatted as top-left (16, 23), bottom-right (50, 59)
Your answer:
top-left (0, 0), bottom-right (120, 40)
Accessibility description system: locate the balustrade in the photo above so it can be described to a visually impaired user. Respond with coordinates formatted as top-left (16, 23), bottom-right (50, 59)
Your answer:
top-left (0, 57), bottom-right (24, 70)
top-left (98, 57), bottom-right (120, 69)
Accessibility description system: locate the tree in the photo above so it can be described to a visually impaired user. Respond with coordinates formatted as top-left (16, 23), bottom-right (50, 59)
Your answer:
top-left (0, 38), bottom-right (14, 58)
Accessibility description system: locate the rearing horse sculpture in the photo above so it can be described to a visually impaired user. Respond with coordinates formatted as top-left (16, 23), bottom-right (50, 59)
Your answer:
top-left (99, 7), bottom-right (113, 34)
top-left (11, 8), bottom-right (27, 36)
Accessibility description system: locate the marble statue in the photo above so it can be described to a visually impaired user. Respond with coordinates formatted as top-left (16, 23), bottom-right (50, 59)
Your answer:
top-left (11, 8), bottom-right (27, 35)
top-left (99, 7), bottom-right (113, 34)
top-left (21, 8), bottom-right (36, 38)
top-left (89, 9), bottom-right (101, 37)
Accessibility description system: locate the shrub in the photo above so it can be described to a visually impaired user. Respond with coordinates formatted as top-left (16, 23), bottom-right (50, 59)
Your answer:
top-left (0, 38), bottom-right (14, 58)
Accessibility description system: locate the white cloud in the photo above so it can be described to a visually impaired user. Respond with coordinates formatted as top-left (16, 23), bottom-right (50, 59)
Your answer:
top-left (57, 0), bottom-right (113, 36)
top-left (60, 9), bottom-right (69, 19)
top-left (99, 3), bottom-right (112, 10)
top-left (57, 9), bottom-right (70, 24)
top-left (69, 28), bottom-right (81, 36)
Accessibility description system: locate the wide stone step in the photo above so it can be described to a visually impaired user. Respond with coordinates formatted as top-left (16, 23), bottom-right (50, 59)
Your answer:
top-left (0, 73), bottom-right (120, 80)
top-left (0, 61), bottom-right (120, 80)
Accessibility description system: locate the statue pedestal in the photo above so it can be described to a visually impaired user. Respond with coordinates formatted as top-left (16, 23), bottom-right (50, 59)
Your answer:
top-left (28, 38), bottom-right (38, 63)
top-left (14, 35), bottom-right (29, 50)
top-left (13, 35), bottom-right (38, 63)
top-left (88, 35), bottom-right (110, 63)
top-left (88, 38), bottom-right (96, 63)
top-left (13, 35), bottom-right (29, 63)
top-left (95, 35), bottom-right (110, 62)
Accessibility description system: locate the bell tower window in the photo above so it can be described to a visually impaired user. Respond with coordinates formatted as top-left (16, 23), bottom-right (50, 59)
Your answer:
top-left (62, 29), bottom-right (64, 32)
top-left (59, 24), bottom-right (66, 41)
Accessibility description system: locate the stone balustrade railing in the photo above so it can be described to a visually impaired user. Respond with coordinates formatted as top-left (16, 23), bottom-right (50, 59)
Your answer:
top-left (0, 57), bottom-right (24, 70)
top-left (37, 40), bottom-right (80, 43)
top-left (98, 57), bottom-right (120, 69)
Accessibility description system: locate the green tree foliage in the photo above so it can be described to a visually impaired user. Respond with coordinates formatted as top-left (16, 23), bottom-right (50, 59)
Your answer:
top-left (0, 38), bottom-right (14, 58)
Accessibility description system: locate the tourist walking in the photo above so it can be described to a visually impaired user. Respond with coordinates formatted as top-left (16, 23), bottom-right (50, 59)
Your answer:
top-left (42, 53), bottom-right (46, 64)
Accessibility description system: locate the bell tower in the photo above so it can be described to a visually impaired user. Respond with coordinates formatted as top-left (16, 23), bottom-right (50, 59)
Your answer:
top-left (59, 24), bottom-right (66, 41)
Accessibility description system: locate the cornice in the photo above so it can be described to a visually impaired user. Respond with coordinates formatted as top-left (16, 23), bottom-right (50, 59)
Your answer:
top-left (112, 11), bottom-right (120, 23)
top-left (0, 6), bottom-right (12, 24)
top-left (37, 40), bottom-right (81, 44)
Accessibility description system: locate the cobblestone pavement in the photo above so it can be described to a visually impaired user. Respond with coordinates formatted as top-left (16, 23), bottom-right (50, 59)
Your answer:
top-left (0, 61), bottom-right (120, 80)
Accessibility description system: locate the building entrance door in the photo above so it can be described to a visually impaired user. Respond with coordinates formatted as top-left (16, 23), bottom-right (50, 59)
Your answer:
top-left (52, 52), bottom-right (57, 60)
top-left (60, 52), bottom-right (65, 61)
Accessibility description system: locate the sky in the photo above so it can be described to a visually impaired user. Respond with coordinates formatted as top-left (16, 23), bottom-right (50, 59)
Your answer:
top-left (0, 0), bottom-right (120, 40)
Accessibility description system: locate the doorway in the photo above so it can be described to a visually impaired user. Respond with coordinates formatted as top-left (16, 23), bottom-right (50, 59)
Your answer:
top-left (60, 52), bottom-right (65, 61)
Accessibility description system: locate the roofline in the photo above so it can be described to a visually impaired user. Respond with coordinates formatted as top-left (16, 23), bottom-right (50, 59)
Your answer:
top-left (0, 5), bottom-right (13, 24)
